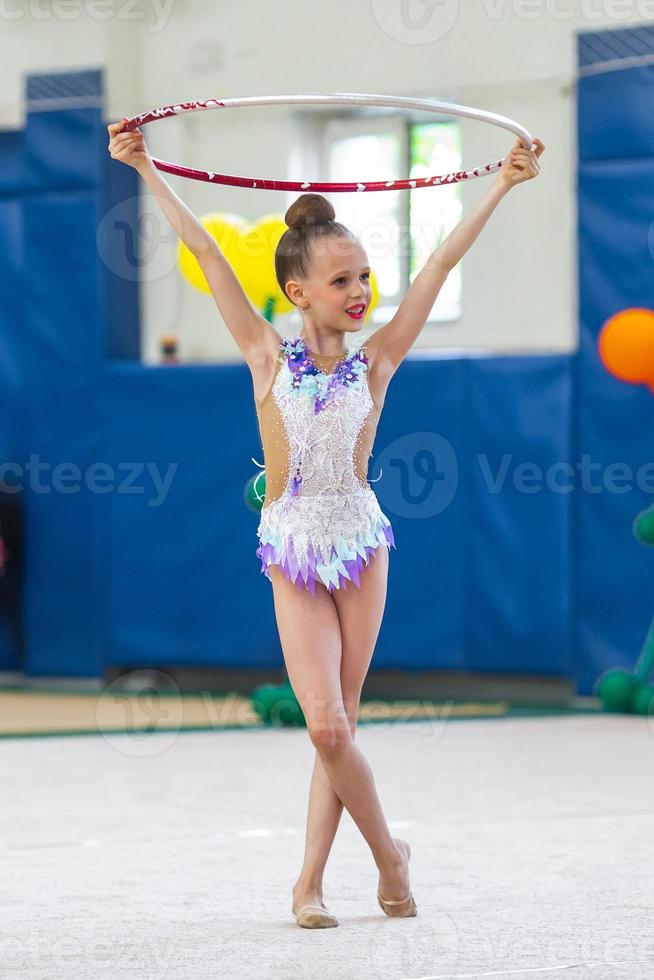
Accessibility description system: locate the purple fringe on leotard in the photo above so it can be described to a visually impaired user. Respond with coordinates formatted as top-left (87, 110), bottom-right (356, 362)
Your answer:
top-left (256, 521), bottom-right (396, 594)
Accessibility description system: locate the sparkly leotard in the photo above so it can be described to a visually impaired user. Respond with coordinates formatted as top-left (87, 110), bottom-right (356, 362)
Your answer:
top-left (253, 334), bottom-right (395, 594)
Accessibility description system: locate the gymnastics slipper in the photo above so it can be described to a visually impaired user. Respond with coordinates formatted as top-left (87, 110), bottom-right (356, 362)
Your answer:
top-left (377, 838), bottom-right (418, 917)
top-left (377, 890), bottom-right (418, 917)
top-left (293, 903), bottom-right (339, 928)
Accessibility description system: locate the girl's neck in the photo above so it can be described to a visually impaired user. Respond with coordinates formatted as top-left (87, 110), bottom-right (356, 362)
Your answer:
top-left (298, 332), bottom-right (347, 358)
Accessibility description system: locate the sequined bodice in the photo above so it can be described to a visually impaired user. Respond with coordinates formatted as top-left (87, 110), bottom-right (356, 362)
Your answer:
top-left (254, 335), bottom-right (382, 509)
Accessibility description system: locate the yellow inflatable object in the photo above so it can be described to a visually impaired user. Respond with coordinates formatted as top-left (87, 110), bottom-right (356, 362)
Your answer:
top-left (177, 213), bottom-right (247, 294)
top-left (178, 212), bottom-right (380, 323)
top-left (368, 268), bottom-right (379, 323)
top-left (241, 215), bottom-right (294, 315)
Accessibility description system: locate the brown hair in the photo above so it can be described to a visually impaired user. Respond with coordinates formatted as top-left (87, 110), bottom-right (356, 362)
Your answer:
top-left (275, 193), bottom-right (354, 304)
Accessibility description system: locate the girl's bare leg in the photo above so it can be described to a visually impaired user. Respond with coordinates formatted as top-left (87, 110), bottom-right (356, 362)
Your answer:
top-left (269, 546), bottom-right (409, 912)
top-left (294, 545), bottom-right (388, 897)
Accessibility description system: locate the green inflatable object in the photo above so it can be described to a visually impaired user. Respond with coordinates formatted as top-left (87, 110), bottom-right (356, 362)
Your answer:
top-left (244, 470), bottom-right (266, 513)
top-left (595, 504), bottom-right (654, 714)
top-left (596, 617), bottom-right (654, 713)
top-left (634, 505), bottom-right (654, 546)
top-left (251, 680), bottom-right (306, 728)
top-left (635, 617), bottom-right (654, 686)
top-left (595, 669), bottom-right (636, 711)
top-left (630, 682), bottom-right (654, 717)
top-left (251, 683), bottom-right (278, 721)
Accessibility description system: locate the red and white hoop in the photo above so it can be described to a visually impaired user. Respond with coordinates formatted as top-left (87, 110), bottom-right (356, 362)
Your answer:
top-left (120, 93), bottom-right (534, 193)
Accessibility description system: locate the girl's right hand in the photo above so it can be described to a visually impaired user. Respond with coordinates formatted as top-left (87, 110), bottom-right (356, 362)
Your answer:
top-left (107, 119), bottom-right (152, 172)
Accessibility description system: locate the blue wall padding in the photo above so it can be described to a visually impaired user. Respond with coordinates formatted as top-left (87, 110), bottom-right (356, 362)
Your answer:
top-left (25, 107), bottom-right (103, 191)
top-left (0, 134), bottom-right (28, 468)
top-left (370, 357), bottom-right (467, 670)
top-left (103, 363), bottom-right (283, 670)
top-left (21, 189), bottom-right (106, 676)
top-left (0, 68), bottom-right (576, 684)
top-left (99, 145), bottom-right (140, 360)
top-left (0, 129), bottom-right (28, 670)
top-left (464, 356), bottom-right (573, 675)
top-left (577, 24), bottom-right (654, 70)
top-left (20, 94), bottom-right (105, 677)
top-left (0, 69), bottom-right (138, 675)
top-left (102, 354), bottom-right (573, 678)
top-left (578, 66), bottom-right (654, 163)
top-left (577, 161), bottom-right (654, 693)
top-left (0, 198), bottom-right (24, 463)
top-left (0, 193), bottom-right (24, 670)
top-left (578, 24), bottom-right (654, 162)
top-left (2, 51), bottom-right (652, 693)
top-left (577, 29), bottom-right (654, 694)
top-left (0, 130), bottom-right (25, 195)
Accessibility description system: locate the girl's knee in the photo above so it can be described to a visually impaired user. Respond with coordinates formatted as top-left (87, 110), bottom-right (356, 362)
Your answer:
top-left (308, 722), bottom-right (352, 755)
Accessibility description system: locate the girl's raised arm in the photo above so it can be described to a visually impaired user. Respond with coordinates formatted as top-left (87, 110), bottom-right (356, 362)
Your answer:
top-left (107, 120), bottom-right (280, 368)
top-left (365, 137), bottom-right (546, 376)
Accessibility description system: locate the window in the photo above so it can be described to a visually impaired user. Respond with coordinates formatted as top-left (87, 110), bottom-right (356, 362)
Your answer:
top-left (290, 110), bottom-right (462, 324)
top-left (409, 121), bottom-right (462, 321)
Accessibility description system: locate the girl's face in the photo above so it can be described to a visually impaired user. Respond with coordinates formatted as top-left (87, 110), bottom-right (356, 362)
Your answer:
top-left (286, 235), bottom-right (372, 333)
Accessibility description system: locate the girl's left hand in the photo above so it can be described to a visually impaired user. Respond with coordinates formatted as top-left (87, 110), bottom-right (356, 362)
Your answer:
top-left (498, 137), bottom-right (545, 189)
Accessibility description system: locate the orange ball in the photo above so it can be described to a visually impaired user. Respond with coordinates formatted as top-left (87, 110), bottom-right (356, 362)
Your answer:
top-left (598, 308), bottom-right (654, 388)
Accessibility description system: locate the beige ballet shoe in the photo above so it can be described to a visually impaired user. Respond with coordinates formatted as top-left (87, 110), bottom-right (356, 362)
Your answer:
top-left (377, 838), bottom-right (418, 917)
top-left (293, 902), bottom-right (339, 928)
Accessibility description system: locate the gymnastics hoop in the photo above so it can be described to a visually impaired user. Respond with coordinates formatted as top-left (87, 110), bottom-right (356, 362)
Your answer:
top-left (120, 93), bottom-right (534, 193)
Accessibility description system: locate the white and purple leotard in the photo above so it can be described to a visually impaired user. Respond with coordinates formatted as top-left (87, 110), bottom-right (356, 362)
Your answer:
top-left (253, 334), bottom-right (395, 594)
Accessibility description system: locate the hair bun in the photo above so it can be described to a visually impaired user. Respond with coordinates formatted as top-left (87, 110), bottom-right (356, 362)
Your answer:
top-left (285, 193), bottom-right (335, 231)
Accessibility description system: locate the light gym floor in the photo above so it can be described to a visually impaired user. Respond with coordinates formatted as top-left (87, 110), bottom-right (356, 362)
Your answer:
top-left (3, 711), bottom-right (652, 980)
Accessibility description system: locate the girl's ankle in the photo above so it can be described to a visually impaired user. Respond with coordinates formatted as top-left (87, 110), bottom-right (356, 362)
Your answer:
top-left (293, 876), bottom-right (323, 893)
top-left (376, 841), bottom-right (403, 873)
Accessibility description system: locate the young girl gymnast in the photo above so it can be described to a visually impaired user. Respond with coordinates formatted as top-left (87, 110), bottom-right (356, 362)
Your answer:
top-left (108, 119), bottom-right (544, 929)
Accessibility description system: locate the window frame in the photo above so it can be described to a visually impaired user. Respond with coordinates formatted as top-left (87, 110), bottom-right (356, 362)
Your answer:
top-left (289, 106), bottom-right (462, 327)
